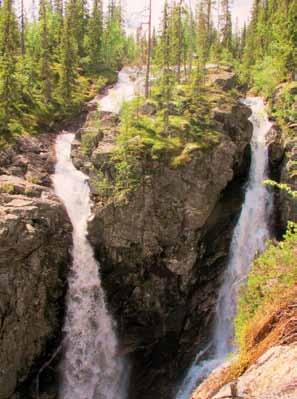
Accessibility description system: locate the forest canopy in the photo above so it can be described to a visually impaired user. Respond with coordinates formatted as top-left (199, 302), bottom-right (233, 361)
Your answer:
top-left (0, 0), bottom-right (296, 144)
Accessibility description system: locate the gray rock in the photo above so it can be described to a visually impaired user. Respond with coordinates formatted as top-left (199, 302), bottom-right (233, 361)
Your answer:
top-left (0, 135), bottom-right (71, 399)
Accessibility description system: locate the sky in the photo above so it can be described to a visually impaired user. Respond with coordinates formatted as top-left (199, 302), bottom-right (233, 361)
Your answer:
top-left (23, 0), bottom-right (253, 31)
top-left (123, 0), bottom-right (253, 31)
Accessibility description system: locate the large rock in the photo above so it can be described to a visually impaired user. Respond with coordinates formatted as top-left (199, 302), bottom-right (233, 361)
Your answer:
top-left (209, 71), bottom-right (237, 91)
top-left (0, 136), bottom-right (71, 399)
top-left (80, 103), bottom-right (252, 398)
top-left (194, 344), bottom-right (297, 399)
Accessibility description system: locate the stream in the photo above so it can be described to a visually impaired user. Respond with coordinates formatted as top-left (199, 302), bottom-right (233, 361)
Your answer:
top-left (176, 97), bottom-right (273, 399)
top-left (52, 68), bottom-right (142, 399)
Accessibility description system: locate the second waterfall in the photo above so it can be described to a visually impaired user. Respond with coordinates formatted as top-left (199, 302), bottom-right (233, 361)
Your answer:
top-left (177, 97), bottom-right (273, 399)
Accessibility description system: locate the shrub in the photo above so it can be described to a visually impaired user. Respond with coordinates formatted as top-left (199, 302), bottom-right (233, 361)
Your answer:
top-left (235, 222), bottom-right (297, 351)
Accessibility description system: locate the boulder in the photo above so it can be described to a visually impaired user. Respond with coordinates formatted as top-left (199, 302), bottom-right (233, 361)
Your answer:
top-left (209, 71), bottom-right (237, 91)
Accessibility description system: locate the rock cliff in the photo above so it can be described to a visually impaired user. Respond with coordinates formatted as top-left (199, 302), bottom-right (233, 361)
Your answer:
top-left (73, 95), bottom-right (253, 398)
top-left (0, 136), bottom-right (71, 399)
top-left (268, 83), bottom-right (297, 231)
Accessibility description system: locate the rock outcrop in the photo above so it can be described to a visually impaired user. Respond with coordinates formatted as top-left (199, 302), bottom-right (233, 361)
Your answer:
top-left (193, 295), bottom-right (297, 399)
top-left (267, 84), bottom-right (297, 231)
top-left (0, 136), bottom-right (71, 399)
top-left (194, 344), bottom-right (297, 399)
top-left (73, 100), bottom-right (253, 398)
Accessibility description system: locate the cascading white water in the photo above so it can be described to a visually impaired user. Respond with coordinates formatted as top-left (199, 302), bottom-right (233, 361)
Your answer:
top-left (177, 97), bottom-right (273, 399)
top-left (99, 67), bottom-right (144, 113)
top-left (53, 134), bottom-right (127, 399)
top-left (52, 68), bottom-right (142, 399)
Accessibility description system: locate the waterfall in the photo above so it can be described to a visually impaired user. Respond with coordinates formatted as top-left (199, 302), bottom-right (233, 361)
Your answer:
top-left (176, 97), bottom-right (273, 399)
top-left (52, 68), bottom-right (142, 399)
top-left (53, 134), bottom-right (127, 399)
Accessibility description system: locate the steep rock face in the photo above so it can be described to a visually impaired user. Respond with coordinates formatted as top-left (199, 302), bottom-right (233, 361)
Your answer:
top-left (0, 136), bottom-right (71, 399)
top-left (79, 103), bottom-right (252, 398)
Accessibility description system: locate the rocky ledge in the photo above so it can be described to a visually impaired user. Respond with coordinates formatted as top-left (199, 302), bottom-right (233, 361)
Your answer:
top-left (73, 91), bottom-right (253, 398)
top-left (0, 135), bottom-right (71, 399)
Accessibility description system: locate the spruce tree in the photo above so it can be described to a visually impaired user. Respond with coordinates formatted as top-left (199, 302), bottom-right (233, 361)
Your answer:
top-left (0, 0), bottom-right (21, 135)
top-left (59, 0), bottom-right (78, 107)
top-left (86, 0), bottom-right (103, 73)
top-left (145, 0), bottom-right (152, 97)
top-left (39, 0), bottom-right (52, 104)
top-left (219, 0), bottom-right (232, 52)
top-left (161, 0), bottom-right (172, 132)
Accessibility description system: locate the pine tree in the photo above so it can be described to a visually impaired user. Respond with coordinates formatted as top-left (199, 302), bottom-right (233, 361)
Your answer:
top-left (203, 0), bottom-right (216, 55)
top-left (103, 0), bottom-right (125, 69)
top-left (145, 0), bottom-right (152, 97)
top-left (286, 0), bottom-right (297, 77)
top-left (0, 0), bottom-right (21, 135)
top-left (196, 1), bottom-right (208, 65)
top-left (75, 0), bottom-right (88, 60)
top-left (20, 0), bottom-right (25, 55)
top-left (219, 0), bottom-right (232, 52)
top-left (59, 0), bottom-right (78, 107)
top-left (52, 0), bottom-right (63, 49)
top-left (39, 0), bottom-right (52, 104)
top-left (161, 0), bottom-right (172, 132)
top-left (86, 0), bottom-right (103, 73)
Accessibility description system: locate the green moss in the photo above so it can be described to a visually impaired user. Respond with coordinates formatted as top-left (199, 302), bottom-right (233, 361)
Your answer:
top-left (270, 81), bottom-right (297, 135)
top-left (90, 170), bottom-right (113, 198)
top-left (81, 111), bottom-right (102, 155)
top-left (0, 183), bottom-right (15, 194)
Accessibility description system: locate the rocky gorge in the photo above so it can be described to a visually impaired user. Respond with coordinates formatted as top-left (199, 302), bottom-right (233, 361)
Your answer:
top-left (0, 70), bottom-right (296, 399)
top-left (71, 71), bottom-right (254, 398)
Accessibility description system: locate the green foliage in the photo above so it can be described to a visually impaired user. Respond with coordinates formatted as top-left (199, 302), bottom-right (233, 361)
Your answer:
top-left (251, 55), bottom-right (286, 97)
top-left (81, 111), bottom-right (101, 155)
top-left (265, 180), bottom-right (297, 199)
top-left (90, 170), bottom-right (113, 198)
top-left (235, 222), bottom-right (297, 349)
top-left (240, 0), bottom-right (297, 94)
top-left (0, 0), bottom-right (137, 144)
top-left (270, 82), bottom-right (297, 130)
top-left (102, 77), bottom-right (228, 199)
top-left (0, 182), bottom-right (15, 194)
